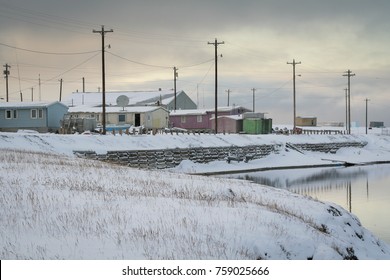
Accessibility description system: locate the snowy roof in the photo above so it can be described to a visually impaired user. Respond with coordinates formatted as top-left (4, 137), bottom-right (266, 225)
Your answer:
top-left (0, 101), bottom-right (67, 109)
top-left (169, 106), bottom-right (250, 116)
top-left (218, 114), bottom-right (243, 120)
top-left (68, 105), bottom-right (166, 114)
top-left (169, 109), bottom-right (208, 116)
top-left (64, 90), bottom-right (178, 107)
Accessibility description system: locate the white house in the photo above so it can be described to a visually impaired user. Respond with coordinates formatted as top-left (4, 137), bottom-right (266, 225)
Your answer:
top-left (67, 105), bottom-right (169, 130)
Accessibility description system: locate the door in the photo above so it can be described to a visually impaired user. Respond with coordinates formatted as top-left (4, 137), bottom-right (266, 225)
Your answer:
top-left (134, 113), bottom-right (141, 126)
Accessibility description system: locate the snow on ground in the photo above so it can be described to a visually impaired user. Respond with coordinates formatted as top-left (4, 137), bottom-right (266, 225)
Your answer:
top-left (1, 128), bottom-right (390, 259)
top-left (1, 149), bottom-right (389, 260)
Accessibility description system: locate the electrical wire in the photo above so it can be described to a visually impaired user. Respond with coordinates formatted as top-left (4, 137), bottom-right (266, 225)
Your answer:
top-left (107, 50), bottom-right (213, 69)
top-left (0, 42), bottom-right (99, 55)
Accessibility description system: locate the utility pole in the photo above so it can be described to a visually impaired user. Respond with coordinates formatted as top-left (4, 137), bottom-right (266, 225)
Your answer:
top-left (226, 89), bottom-right (230, 106)
top-left (287, 59), bottom-right (301, 133)
top-left (365, 98), bottom-right (370, 135)
top-left (31, 87), bottom-right (34, 101)
top-left (20, 91), bottom-right (23, 102)
top-left (345, 88), bottom-right (348, 132)
top-left (251, 88), bottom-right (256, 112)
top-left (173, 67), bottom-right (178, 110)
top-left (82, 77), bottom-right (85, 92)
top-left (38, 74), bottom-right (41, 101)
top-left (93, 25), bottom-right (113, 135)
top-left (3, 64), bottom-right (11, 102)
top-left (208, 38), bottom-right (224, 134)
top-left (343, 70), bottom-right (355, 134)
top-left (59, 78), bottom-right (63, 102)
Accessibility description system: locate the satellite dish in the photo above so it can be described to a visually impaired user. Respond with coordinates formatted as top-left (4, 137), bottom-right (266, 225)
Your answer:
top-left (116, 95), bottom-right (129, 110)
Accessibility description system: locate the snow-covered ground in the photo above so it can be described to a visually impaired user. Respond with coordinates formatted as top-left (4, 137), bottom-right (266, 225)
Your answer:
top-left (1, 128), bottom-right (390, 259)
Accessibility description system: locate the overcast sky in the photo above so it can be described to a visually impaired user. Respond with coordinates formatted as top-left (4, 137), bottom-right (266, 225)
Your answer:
top-left (1, 0), bottom-right (389, 125)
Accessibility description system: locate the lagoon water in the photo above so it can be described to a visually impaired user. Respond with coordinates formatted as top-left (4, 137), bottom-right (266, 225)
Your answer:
top-left (221, 164), bottom-right (390, 244)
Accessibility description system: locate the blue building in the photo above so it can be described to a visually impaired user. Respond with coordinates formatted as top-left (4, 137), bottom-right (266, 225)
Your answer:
top-left (0, 101), bottom-right (69, 133)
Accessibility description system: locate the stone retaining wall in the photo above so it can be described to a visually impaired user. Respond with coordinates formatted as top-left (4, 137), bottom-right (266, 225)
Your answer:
top-left (74, 141), bottom-right (367, 170)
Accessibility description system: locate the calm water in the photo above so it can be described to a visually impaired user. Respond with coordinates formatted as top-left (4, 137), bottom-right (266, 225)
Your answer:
top-left (221, 164), bottom-right (390, 244)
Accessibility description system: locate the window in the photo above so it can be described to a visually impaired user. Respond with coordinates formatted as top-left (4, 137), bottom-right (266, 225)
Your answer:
top-left (5, 110), bottom-right (12, 119)
top-left (13, 110), bottom-right (17, 119)
top-left (197, 115), bottom-right (203, 123)
top-left (31, 109), bottom-right (37, 119)
top-left (181, 116), bottom-right (186, 123)
top-left (31, 109), bottom-right (43, 119)
top-left (118, 114), bottom-right (126, 122)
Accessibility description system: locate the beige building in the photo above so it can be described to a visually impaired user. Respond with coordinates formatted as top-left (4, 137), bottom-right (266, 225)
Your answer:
top-left (67, 105), bottom-right (169, 129)
top-left (296, 116), bottom-right (317, 127)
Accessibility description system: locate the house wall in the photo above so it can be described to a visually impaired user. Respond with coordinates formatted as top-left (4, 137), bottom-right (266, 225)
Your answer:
top-left (46, 103), bottom-right (69, 130)
top-left (296, 117), bottom-right (317, 127)
top-left (149, 109), bottom-right (169, 128)
top-left (69, 108), bottom-right (168, 129)
top-left (170, 114), bottom-right (209, 129)
top-left (0, 108), bottom-right (47, 132)
top-left (211, 117), bottom-right (242, 133)
top-left (167, 91), bottom-right (197, 110)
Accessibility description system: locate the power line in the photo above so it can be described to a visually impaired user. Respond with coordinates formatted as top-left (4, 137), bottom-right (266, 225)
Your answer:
top-left (6, 52), bottom-right (100, 99)
top-left (107, 50), bottom-right (213, 69)
top-left (0, 42), bottom-right (99, 55)
top-left (107, 51), bottom-right (170, 69)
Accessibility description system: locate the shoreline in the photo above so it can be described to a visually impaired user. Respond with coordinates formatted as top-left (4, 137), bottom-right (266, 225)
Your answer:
top-left (188, 160), bottom-right (390, 176)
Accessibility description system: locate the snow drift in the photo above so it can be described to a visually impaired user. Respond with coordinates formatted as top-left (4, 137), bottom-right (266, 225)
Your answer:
top-left (1, 149), bottom-right (389, 259)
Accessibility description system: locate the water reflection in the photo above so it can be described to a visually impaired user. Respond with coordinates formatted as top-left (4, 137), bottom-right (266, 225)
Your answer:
top-left (221, 164), bottom-right (390, 244)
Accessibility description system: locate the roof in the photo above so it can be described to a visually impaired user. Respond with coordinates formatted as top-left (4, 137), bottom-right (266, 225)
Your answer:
top-left (169, 109), bottom-right (208, 116)
top-left (218, 115), bottom-right (243, 120)
top-left (169, 106), bottom-right (250, 116)
top-left (64, 90), bottom-right (179, 107)
top-left (68, 105), bottom-right (167, 114)
top-left (0, 101), bottom-right (68, 109)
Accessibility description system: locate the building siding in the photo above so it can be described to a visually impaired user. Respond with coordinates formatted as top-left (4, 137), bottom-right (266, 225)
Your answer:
top-left (0, 102), bottom-right (68, 132)
top-left (167, 91), bottom-right (197, 110)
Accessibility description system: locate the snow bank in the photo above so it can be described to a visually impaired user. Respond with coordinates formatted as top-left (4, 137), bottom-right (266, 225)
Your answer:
top-left (1, 149), bottom-right (389, 260)
top-left (1, 131), bottom-right (390, 259)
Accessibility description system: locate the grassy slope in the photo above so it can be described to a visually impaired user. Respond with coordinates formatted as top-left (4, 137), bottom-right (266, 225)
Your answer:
top-left (1, 149), bottom-right (389, 259)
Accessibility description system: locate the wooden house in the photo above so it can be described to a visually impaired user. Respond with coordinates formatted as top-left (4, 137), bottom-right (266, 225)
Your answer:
top-left (0, 101), bottom-right (68, 133)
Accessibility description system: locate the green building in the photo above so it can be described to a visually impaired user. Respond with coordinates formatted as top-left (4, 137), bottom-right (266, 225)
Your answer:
top-left (243, 118), bottom-right (272, 134)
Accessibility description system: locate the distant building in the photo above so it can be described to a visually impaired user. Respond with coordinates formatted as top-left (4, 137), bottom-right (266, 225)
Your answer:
top-left (296, 116), bottom-right (317, 127)
top-left (370, 121), bottom-right (385, 128)
top-left (242, 113), bottom-right (272, 134)
top-left (212, 115), bottom-right (243, 134)
top-left (67, 105), bottom-right (169, 131)
top-left (0, 101), bottom-right (68, 133)
top-left (170, 106), bottom-right (250, 131)
top-left (64, 89), bottom-right (197, 110)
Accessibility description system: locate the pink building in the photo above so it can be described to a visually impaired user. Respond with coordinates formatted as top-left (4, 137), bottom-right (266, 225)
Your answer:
top-left (169, 106), bottom-right (250, 131)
